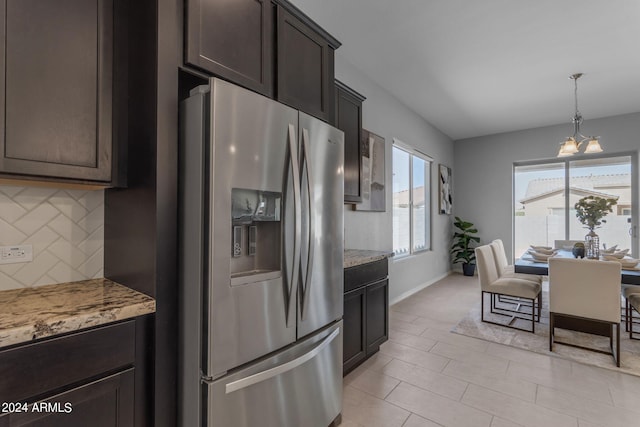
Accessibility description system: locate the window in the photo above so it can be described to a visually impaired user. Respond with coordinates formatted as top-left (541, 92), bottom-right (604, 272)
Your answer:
top-left (514, 153), bottom-right (637, 258)
top-left (392, 141), bottom-right (431, 256)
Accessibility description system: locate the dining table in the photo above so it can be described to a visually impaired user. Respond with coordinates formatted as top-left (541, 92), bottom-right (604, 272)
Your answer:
top-left (514, 249), bottom-right (640, 285)
top-left (515, 248), bottom-right (640, 338)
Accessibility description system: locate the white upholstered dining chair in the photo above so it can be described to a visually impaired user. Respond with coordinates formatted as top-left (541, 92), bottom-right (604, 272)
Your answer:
top-left (490, 239), bottom-right (542, 284)
top-left (476, 244), bottom-right (542, 333)
top-left (623, 284), bottom-right (640, 338)
top-left (548, 257), bottom-right (622, 366)
top-left (629, 294), bottom-right (640, 340)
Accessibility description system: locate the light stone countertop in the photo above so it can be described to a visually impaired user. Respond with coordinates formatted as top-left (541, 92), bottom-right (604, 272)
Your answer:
top-left (344, 249), bottom-right (394, 268)
top-left (0, 278), bottom-right (155, 349)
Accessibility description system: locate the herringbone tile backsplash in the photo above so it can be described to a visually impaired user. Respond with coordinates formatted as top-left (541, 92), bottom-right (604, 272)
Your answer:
top-left (0, 185), bottom-right (104, 291)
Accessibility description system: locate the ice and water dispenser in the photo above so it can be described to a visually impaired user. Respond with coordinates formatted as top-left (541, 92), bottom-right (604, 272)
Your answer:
top-left (229, 188), bottom-right (282, 285)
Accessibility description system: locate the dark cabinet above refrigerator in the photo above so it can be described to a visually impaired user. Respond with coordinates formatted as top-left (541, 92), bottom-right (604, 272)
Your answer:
top-left (183, 0), bottom-right (340, 123)
top-left (184, 0), bottom-right (274, 97)
top-left (275, 3), bottom-right (337, 123)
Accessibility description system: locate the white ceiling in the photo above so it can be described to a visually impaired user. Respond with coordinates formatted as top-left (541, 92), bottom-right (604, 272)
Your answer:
top-left (289, 0), bottom-right (640, 140)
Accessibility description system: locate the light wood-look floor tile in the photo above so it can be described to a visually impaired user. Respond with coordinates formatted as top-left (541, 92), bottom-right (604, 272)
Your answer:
top-left (380, 358), bottom-right (469, 401)
top-left (342, 385), bottom-right (410, 427)
top-left (388, 330), bottom-right (438, 352)
top-left (442, 359), bottom-right (537, 403)
top-left (387, 382), bottom-right (493, 427)
top-left (535, 385), bottom-right (638, 427)
top-left (461, 384), bottom-right (577, 427)
top-left (402, 413), bottom-right (443, 427)
top-left (341, 273), bottom-right (640, 427)
top-left (491, 417), bottom-right (525, 427)
top-left (379, 341), bottom-right (450, 373)
top-left (346, 367), bottom-right (400, 400)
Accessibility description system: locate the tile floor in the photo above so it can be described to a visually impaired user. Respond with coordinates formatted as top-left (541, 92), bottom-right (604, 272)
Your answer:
top-left (340, 273), bottom-right (640, 427)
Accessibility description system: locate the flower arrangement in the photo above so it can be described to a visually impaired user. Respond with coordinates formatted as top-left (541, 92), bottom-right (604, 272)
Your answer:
top-left (574, 195), bottom-right (617, 231)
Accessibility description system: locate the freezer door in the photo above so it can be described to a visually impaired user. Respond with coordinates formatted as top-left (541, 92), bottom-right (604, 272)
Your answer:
top-left (205, 322), bottom-right (343, 427)
top-left (297, 112), bottom-right (345, 338)
top-left (207, 78), bottom-right (299, 377)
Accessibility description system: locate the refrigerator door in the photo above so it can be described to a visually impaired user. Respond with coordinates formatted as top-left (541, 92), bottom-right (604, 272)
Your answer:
top-left (297, 112), bottom-right (344, 338)
top-left (205, 322), bottom-right (343, 427)
top-left (207, 78), bottom-right (299, 378)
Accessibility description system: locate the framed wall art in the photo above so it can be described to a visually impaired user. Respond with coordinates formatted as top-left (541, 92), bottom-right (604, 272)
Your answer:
top-left (438, 164), bottom-right (452, 214)
top-left (355, 129), bottom-right (386, 212)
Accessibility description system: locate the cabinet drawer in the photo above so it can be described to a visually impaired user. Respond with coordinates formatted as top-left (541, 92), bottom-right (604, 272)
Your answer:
top-left (0, 321), bottom-right (135, 402)
top-left (344, 258), bottom-right (388, 292)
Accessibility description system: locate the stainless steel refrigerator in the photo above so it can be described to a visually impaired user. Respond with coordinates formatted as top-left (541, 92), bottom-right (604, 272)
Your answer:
top-left (179, 78), bottom-right (344, 427)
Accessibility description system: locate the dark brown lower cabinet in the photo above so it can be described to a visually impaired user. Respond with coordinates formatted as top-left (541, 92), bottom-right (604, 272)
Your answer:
top-left (0, 321), bottom-right (139, 427)
top-left (366, 278), bottom-right (389, 354)
top-left (343, 258), bottom-right (389, 375)
top-left (0, 370), bottom-right (134, 427)
top-left (343, 286), bottom-right (366, 374)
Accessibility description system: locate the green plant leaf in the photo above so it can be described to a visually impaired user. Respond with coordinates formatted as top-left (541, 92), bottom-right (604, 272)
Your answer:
top-left (450, 216), bottom-right (480, 265)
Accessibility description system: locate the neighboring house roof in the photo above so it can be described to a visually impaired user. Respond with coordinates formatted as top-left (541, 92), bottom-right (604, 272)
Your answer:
top-left (392, 186), bottom-right (426, 207)
top-left (519, 173), bottom-right (630, 204)
top-left (519, 187), bottom-right (619, 205)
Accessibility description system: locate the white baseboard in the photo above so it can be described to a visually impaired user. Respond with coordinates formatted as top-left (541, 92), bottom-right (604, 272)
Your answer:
top-left (389, 271), bottom-right (452, 306)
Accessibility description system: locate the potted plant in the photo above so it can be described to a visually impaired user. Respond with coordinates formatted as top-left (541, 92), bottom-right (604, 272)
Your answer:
top-left (451, 216), bottom-right (480, 276)
top-left (574, 195), bottom-right (617, 259)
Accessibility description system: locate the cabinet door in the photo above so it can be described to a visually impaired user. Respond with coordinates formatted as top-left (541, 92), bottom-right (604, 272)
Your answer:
top-left (335, 81), bottom-right (365, 203)
top-left (0, 0), bottom-right (113, 182)
top-left (185, 0), bottom-right (273, 96)
top-left (0, 369), bottom-right (134, 427)
top-left (366, 279), bottom-right (389, 354)
top-left (276, 6), bottom-right (334, 122)
top-left (343, 286), bottom-right (366, 375)
top-left (0, 321), bottom-right (135, 403)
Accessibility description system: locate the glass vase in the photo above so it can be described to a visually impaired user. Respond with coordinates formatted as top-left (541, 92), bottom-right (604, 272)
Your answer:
top-left (585, 230), bottom-right (600, 259)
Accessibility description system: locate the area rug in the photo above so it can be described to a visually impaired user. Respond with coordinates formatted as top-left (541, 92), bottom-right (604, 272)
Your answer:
top-left (452, 289), bottom-right (640, 376)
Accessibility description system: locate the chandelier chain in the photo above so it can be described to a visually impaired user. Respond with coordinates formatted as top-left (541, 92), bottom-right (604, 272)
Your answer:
top-left (557, 72), bottom-right (603, 157)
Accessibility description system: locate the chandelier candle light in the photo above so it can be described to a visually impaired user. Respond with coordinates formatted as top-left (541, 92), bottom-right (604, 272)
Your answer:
top-left (557, 73), bottom-right (603, 157)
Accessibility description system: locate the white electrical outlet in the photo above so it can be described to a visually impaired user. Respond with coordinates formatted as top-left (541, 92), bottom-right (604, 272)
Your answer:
top-left (0, 245), bottom-right (33, 265)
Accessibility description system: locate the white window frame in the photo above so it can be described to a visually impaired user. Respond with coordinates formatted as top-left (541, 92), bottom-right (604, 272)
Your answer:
top-left (512, 151), bottom-right (638, 259)
top-left (392, 138), bottom-right (433, 257)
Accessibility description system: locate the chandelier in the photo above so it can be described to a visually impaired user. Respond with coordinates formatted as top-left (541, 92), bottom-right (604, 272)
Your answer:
top-left (557, 73), bottom-right (603, 157)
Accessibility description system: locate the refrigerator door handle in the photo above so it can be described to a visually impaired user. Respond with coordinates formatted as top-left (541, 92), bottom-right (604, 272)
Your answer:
top-left (300, 128), bottom-right (315, 320)
top-left (224, 327), bottom-right (340, 394)
top-left (285, 124), bottom-right (302, 326)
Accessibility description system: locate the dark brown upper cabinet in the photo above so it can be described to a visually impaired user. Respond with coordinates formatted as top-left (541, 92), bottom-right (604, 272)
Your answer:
top-left (335, 80), bottom-right (365, 203)
top-left (183, 0), bottom-right (339, 122)
top-left (185, 0), bottom-right (274, 97)
top-left (0, 0), bottom-right (115, 184)
top-left (275, 1), bottom-right (340, 122)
